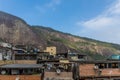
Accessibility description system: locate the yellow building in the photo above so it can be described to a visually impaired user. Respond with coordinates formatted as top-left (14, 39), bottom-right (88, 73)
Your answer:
top-left (44, 46), bottom-right (56, 56)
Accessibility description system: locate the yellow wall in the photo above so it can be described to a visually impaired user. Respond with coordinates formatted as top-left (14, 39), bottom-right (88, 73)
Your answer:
top-left (71, 56), bottom-right (78, 60)
top-left (59, 60), bottom-right (69, 63)
top-left (44, 46), bottom-right (56, 56)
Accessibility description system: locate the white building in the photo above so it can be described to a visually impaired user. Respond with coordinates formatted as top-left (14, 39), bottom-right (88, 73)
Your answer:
top-left (0, 42), bottom-right (12, 48)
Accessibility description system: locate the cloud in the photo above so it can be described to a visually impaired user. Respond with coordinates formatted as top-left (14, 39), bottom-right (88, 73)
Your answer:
top-left (35, 0), bottom-right (61, 13)
top-left (77, 0), bottom-right (120, 44)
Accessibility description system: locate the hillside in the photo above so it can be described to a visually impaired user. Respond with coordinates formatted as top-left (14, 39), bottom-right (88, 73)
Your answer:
top-left (0, 11), bottom-right (46, 50)
top-left (0, 11), bottom-right (120, 60)
top-left (30, 26), bottom-right (120, 60)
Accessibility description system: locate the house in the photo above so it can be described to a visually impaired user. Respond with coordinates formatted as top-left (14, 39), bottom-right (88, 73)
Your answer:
top-left (44, 46), bottom-right (56, 56)
top-left (0, 42), bottom-right (12, 48)
top-left (43, 62), bottom-right (74, 80)
top-left (14, 53), bottom-right (37, 60)
top-left (107, 54), bottom-right (120, 60)
top-left (13, 49), bottom-right (26, 54)
top-left (15, 45), bottom-right (27, 50)
top-left (78, 60), bottom-right (120, 80)
top-left (37, 52), bottom-right (51, 60)
top-left (56, 52), bottom-right (68, 59)
top-left (0, 46), bottom-right (12, 60)
top-left (68, 53), bottom-right (87, 61)
top-left (0, 64), bottom-right (42, 75)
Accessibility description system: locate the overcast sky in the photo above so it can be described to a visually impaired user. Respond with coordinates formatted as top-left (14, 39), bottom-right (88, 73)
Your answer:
top-left (0, 0), bottom-right (120, 44)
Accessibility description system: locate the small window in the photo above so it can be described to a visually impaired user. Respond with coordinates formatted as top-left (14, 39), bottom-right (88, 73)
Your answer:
top-left (78, 55), bottom-right (84, 59)
top-left (98, 63), bottom-right (107, 69)
top-left (108, 63), bottom-right (112, 68)
top-left (99, 64), bottom-right (105, 69)
top-left (111, 63), bottom-right (118, 68)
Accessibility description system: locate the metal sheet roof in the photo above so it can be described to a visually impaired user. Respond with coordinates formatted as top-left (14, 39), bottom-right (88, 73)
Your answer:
top-left (0, 64), bottom-right (42, 69)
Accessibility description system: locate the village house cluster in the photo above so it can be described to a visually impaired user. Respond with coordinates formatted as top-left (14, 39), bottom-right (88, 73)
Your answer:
top-left (0, 42), bottom-right (120, 80)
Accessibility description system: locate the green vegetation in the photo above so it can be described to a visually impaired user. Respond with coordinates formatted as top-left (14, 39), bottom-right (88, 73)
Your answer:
top-left (30, 26), bottom-right (120, 60)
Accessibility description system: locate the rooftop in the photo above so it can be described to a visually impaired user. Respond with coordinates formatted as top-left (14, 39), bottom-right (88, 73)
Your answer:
top-left (0, 64), bottom-right (42, 69)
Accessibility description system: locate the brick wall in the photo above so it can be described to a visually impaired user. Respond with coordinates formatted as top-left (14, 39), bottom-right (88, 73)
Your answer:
top-left (0, 60), bottom-right (13, 65)
top-left (79, 64), bottom-right (120, 78)
top-left (44, 72), bottom-right (73, 80)
top-left (0, 75), bottom-right (41, 80)
top-left (15, 60), bottom-right (36, 64)
top-left (79, 64), bottom-right (96, 77)
top-left (0, 60), bottom-right (36, 65)
top-left (101, 68), bottom-right (120, 76)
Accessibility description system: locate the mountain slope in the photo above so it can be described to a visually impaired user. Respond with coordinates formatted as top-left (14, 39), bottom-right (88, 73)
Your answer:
top-left (0, 11), bottom-right (46, 49)
top-left (0, 11), bottom-right (120, 60)
top-left (31, 26), bottom-right (120, 60)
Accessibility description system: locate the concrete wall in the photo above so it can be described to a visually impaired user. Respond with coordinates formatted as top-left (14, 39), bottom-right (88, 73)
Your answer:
top-left (0, 53), bottom-right (2, 60)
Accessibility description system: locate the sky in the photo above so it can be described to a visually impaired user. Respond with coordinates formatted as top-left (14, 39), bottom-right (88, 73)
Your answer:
top-left (0, 0), bottom-right (120, 44)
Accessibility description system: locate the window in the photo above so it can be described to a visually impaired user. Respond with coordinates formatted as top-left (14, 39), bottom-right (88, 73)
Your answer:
top-left (108, 63), bottom-right (119, 68)
top-left (111, 63), bottom-right (118, 68)
top-left (99, 64), bottom-right (105, 69)
top-left (96, 63), bottom-right (119, 69)
top-left (97, 63), bottom-right (107, 69)
top-left (108, 63), bottom-right (112, 68)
